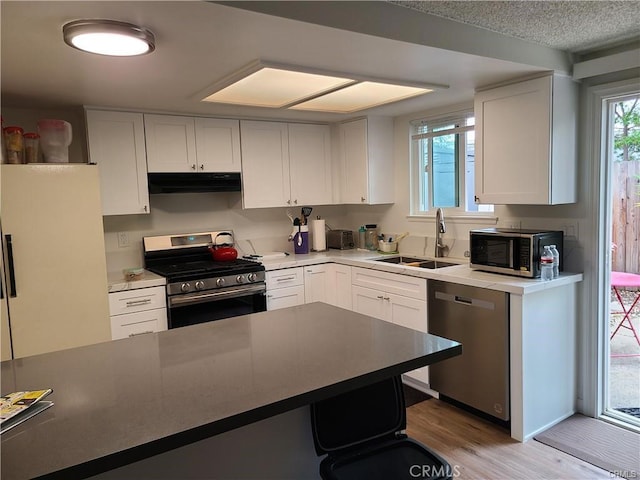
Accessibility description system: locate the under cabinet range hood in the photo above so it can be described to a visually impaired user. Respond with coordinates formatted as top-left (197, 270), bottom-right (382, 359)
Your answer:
top-left (147, 172), bottom-right (241, 194)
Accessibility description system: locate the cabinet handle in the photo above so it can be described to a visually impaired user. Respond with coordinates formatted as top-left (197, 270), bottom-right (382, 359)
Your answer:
top-left (294, 199), bottom-right (298, 205)
top-left (276, 276), bottom-right (295, 282)
top-left (191, 164), bottom-right (197, 170)
top-left (376, 295), bottom-right (384, 299)
top-left (143, 205), bottom-right (148, 212)
top-left (129, 330), bottom-right (154, 337)
top-left (5, 234), bottom-right (17, 298)
top-left (200, 164), bottom-right (204, 170)
top-left (361, 197), bottom-right (366, 202)
top-left (125, 298), bottom-right (152, 307)
top-left (474, 195), bottom-right (480, 203)
top-left (287, 199), bottom-right (291, 205)
top-left (383, 297), bottom-right (390, 301)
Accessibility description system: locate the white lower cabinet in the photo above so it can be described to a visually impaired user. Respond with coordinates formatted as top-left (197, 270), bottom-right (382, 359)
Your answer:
top-left (266, 268), bottom-right (305, 311)
top-left (329, 264), bottom-right (352, 310)
top-left (108, 286), bottom-right (168, 340)
top-left (351, 267), bottom-right (429, 386)
top-left (304, 263), bottom-right (353, 309)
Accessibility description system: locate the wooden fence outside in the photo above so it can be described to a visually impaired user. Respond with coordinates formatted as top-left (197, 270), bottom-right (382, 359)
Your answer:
top-left (611, 160), bottom-right (640, 274)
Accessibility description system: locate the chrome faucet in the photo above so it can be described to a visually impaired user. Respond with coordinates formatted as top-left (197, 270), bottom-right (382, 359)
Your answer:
top-left (435, 208), bottom-right (448, 258)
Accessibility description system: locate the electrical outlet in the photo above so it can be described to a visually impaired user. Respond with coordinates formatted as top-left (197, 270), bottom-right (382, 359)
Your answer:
top-left (117, 232), bottom-right (129, 248)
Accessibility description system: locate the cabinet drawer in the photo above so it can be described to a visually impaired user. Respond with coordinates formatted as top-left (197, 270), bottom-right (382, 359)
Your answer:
top-left (110, 308), bottom-right (168, 340)
top-left (266, 285), bottom-right (305, 311)
top-left (351, 267), bottom-right (426, 301)
top-left (266, 267), bottom-right (304, 289)
top-left (108, 286), bottom-right (166, 316)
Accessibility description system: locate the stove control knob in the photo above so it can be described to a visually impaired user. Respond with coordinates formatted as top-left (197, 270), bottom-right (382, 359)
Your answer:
top-left (181, 283), bottom-right (191, 293)
top-left (247, 273), bottom-right (257, 282)
top-left (216, 278), bottom-right (226, 287)
top-left (236, 275), bottom-right (245, 284)
top-left (195, 281), bottom-right (205, 291)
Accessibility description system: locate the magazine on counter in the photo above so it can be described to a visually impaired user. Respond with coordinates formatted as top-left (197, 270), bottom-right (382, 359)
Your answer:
top-left (0, 389), bottom-right (54, 434)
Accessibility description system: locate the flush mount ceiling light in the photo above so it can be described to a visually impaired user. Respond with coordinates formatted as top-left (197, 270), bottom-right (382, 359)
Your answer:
top-left (63, 19), bottom-right (155, 56)
top-left (199, 61), bottom-right (446, 113)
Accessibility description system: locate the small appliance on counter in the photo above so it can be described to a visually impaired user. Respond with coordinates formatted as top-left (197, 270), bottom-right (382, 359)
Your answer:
top-left (327, 229), bottom-right (355, 250)
top-left (470, 228), bottom-right (563, 278)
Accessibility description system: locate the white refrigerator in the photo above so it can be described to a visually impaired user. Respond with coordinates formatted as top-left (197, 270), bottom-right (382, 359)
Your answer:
top-left (1, 164), bottom-right (111, 359)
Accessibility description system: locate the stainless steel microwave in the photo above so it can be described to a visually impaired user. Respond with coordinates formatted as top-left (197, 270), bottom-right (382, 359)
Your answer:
top-left (470, 228), bottom-right (563, 278)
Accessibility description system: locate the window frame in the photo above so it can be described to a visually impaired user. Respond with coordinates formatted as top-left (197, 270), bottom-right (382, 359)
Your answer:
top-left (409, 109), bottom-right (494, 221)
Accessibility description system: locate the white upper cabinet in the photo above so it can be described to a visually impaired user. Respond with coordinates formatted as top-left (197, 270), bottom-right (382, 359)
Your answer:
top-left (240, 121), bottom-right (333, 208)
top-left (85, 109), bottom-right (150, 215)
top-left (474, 74), bottom-right (578, 205)
top-left (335, 117), bottom-right (394, 205)
top-left (194, 117), bottom-right (241, 172)
top-left (145, 114), bottom-right (197, 173)
top-left (145, 114), bottom-right (241, 173)
top-left (240, 121), bottom-right (290, 208)
top-left (288, 123), bottom-right (332, 206)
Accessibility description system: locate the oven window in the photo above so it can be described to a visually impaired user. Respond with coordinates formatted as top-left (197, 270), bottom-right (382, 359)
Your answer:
top-left (169, 293), bottom-right (266, 329)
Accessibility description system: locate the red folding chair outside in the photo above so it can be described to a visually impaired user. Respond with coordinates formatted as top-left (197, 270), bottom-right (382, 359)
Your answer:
top-left (610, 271), bottom-right (640, 357)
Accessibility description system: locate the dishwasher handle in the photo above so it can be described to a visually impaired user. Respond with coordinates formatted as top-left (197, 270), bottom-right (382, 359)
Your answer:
top-left (434, 291), bottom-right (495, 310)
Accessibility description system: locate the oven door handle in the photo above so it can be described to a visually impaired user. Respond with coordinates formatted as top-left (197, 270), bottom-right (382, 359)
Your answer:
top-left (169, 284), bottom-right (266, 307)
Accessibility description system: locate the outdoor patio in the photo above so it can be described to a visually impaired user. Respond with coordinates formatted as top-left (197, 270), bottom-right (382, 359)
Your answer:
top-left (609, 287), bottom-right (640, 418)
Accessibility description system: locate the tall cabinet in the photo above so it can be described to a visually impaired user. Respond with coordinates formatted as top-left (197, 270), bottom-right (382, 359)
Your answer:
top-left (474, 73), bottom-right (578, 205)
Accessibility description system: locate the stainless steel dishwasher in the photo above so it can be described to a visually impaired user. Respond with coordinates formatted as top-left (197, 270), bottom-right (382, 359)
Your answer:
top-left (427, 280), bottom-right (510, 422)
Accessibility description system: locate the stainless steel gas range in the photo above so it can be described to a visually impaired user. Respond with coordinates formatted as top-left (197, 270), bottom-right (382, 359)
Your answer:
top-left (143, 231), bottom-right (266, 329)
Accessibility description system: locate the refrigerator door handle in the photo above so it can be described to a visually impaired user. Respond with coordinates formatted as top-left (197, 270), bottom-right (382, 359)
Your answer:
top-left (5, 234), bottom-right (17, 297)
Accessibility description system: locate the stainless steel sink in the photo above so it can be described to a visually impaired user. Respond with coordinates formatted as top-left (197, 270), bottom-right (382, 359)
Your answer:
top-left (374, 256), bottom-right (457, 269)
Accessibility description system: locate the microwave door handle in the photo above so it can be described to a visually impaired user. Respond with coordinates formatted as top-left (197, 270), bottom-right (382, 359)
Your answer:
top-left (509, 239), bottom-right (515, 269)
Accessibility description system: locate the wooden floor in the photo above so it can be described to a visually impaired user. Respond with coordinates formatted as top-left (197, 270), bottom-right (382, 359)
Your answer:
top-left (406, 399), bottom-right (611, 479)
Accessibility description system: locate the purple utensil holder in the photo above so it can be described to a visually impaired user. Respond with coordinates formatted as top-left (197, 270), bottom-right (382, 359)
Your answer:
top-left (294, 229), bottom-right (309, 254)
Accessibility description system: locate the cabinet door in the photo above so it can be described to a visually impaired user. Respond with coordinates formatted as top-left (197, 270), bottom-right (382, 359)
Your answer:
top-left (195, 118), bottom-right (241, 172)
top-left (85, 110), bottom-right (149, 215)
top-left (145, 114), bottom-right (197, 173)
top-left (387, 293), bottom-right (427, 332)
top-left (474, 75), bottom-right (552, 205)
top-left (338, 119), bottom-right (368, 204)
top-left (304, 264), bottom-right (328, 304)
top-left (289, 124), bottom-right (333, 205)
top-left (240, 121), bottom-right (290, 208)
top-left (351, 285), bottom-right (386, 321)
top-left (267, 285), bottom-right (305, 311)
top-left (387, 292), bottom-right (429, 385)
top-left (331, 264), bottom-right (352, 310)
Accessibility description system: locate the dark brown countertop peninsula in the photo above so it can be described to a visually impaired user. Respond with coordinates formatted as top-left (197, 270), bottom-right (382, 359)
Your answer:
top-left (1, 302), bottom-right (461, 480)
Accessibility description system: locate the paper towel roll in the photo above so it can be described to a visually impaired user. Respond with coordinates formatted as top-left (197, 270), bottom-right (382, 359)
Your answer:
top-left (311, 219), bottom-right (326, 251)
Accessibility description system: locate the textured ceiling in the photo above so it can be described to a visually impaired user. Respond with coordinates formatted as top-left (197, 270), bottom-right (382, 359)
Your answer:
top-left (390, 1), bottom-right (640, 53)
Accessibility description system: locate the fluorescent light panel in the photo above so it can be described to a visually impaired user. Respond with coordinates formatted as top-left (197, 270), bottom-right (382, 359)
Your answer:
top-left (290, 81), bottom-right (432, 113)
top-left (201, 64), bottom-right (435, 113)
top-left (202, 68), bottom-right (354, 108)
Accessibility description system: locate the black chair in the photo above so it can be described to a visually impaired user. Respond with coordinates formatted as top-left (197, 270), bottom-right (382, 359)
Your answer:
top-left (310, 376), bottom-right (453, 480)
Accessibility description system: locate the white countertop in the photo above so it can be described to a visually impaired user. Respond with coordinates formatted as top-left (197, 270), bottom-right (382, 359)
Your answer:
top-left (107, 270), bottom-right (166, 293)
top-left (259, 249), bottom-right (583, 295)
top-left (106, 250), bottom-right (582, 296)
